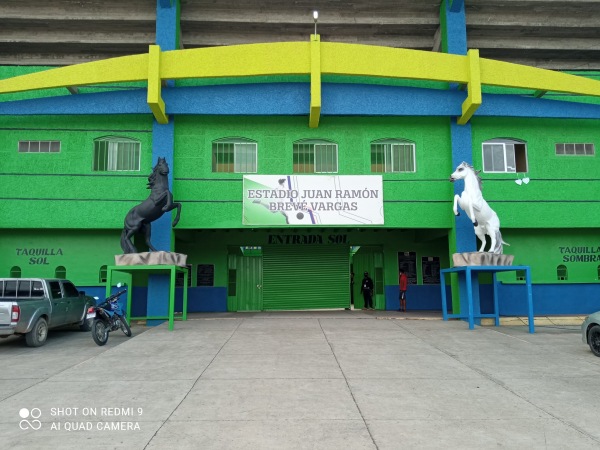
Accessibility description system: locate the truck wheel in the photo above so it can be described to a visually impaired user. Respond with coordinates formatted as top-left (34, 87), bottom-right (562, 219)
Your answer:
top-left (25, 317), bottom-right (48, 347)
top-left (80, 315), bottom-right (93, 332)
top-left (92, 320), bottom-right (109, 346)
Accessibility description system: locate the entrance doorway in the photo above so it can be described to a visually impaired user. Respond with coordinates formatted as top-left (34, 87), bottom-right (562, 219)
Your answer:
top-left (351, 246), bottom-right (384, 309)
top-left (235, 254), bottom-right (263, 311)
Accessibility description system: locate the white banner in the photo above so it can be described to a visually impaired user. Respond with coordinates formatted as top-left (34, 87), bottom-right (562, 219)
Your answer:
top-left (243, 175), bottom-right (384, 225)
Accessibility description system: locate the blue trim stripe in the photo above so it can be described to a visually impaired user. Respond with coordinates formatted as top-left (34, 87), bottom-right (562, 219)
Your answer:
top-left (3, 83), bottom-right (600, 119)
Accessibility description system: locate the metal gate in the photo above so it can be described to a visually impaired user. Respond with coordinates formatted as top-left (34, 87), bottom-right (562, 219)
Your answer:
top-left (262, 246), bottom-right (350, 310)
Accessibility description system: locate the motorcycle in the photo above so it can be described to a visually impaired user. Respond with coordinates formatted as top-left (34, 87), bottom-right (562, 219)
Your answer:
top-left (87, 284), bottom-right (132, 346)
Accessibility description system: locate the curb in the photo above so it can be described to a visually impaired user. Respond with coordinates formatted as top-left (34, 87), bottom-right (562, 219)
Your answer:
top-left (481, 316), bottom-right (586, 326)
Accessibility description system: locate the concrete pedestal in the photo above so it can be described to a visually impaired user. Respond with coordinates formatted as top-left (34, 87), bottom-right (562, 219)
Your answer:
top-left (452, 252), bottom-right (514, 267)
top-left (115, 251), bottom-right (187, 267)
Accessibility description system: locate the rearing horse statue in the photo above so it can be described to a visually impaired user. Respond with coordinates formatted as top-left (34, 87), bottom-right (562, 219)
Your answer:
top-left (449, 161), bottom-right (508, 254)
top-left (120, 157), bottom-right (182, 254)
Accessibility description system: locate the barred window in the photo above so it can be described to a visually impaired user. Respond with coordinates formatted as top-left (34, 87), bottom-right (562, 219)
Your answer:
top-left (99, 265), bottom-right (107, 283)
top-left (482, 139), bottom-right (528, 173)
top-left (176, 265), bottom-right (193, 287)
top-left (371, 139), bottom-right (415, 173)
top-left (197, 264), bottom-right (215, 287)
top-left (19, 140), bottom-right (61, 153)
top-left (212, 138), bottom-right (257, 173)
top-left (55, 266), bottom-right (66, 279)
top-left (555, 143), bottom-right (595, 156)
top-left (93, 136), bottom-right (141, 172)
top-left (557, 264), bottom-right (568, 281)
top-left (10, 266), bottom-right (21, 278)
top-left (293, 139), bottom-right (338, 173)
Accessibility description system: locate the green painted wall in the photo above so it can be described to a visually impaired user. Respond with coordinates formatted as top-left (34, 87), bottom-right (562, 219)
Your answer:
top-left (176, 229), bottom-right (450, 291)
top-left (0, 229), bottom-right (120, 286)
top-left (0, 115), bottom-right (153, 228)
top-left (173, 115), bottom-right (453, 229)
top-left (470, 117), bottom-right (600, 228)
top-left (498, 228), bottom-right (600, 284)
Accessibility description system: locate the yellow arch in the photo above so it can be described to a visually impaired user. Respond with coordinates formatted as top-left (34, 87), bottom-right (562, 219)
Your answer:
top-left (1, 40), bottom-right (600, 126)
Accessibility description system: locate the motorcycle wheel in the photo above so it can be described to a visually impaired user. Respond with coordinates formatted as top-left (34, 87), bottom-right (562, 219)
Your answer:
top-left (92, 320), bottom-right (109, 346)
top-left (118, 315), bottom-right (132, 337)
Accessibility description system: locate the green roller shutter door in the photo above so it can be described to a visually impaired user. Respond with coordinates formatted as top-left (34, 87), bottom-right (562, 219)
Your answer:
top-left (262, 246), bottom-right (350, 310)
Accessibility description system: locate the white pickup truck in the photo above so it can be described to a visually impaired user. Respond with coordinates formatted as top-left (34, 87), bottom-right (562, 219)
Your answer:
top-left (0, 278), bottom-right (96, 347)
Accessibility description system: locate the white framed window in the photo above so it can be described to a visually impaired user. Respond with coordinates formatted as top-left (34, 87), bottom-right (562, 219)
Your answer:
top-left (212, 138), bottom-right (257, 173)
top-left (371, 139), bottom-right (415, 173)
top-left (555, 143), bottom-right (595, 156)
top-left (19, 140), bottom-right (61, 153)
top-left (482, 138), bottom-right (528, 173)
top-left (293, 139), bottom-right (338, 173)
top-left (93, 136), bottom-right (141, 171)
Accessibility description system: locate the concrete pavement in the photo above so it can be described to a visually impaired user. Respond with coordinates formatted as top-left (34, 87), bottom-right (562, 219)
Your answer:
top-left (1, 310), bottom-right (599, 449)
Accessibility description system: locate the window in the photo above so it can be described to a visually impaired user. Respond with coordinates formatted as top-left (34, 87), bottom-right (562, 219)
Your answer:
top-left (371, 139), bottom-right (415, 173)
top-left (293, 139), bottom-right (338, 173)
top-left (55, 266), bottom-right (66, 279)
top-left (10, 266), bottom-right (21, 278)
top-left (19, 140), bottom-right (61, 153)
top-left (557, 265), bottom-right (568, 281)
top-left (228, 269), bottom-right (237, 296)
top-left (62, 281), bottom-right (79, 297)
top-left (176, 265), bottom-right (193, 287)
top-left (398, 252), bottom-right (417, 285)
top-left (49, 281), bottom-right (63, 299)
top-left (32, 281), bottom-right (44, 297)
top-left (17, 280), bottom-right (31, 298)
top-left (5, 280), bottom-right (17, 297)
top-left (99, 265), bottom-right (107, 283)
top-left (555, 143), bottom-right (595, 156)
top-left (196, 264), bottom-right (215, 287)
top-left (212, 138), bottom-right (257, 173)
top-left (93, 136), bottom-right (141, 171)
top-left (421, 256), bottom-right (441, 284)
top-left (482, 139), bottom-right (528, 173)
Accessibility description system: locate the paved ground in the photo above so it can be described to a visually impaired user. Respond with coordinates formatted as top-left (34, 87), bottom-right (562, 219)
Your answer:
top-left (1, 310), bottom-right (599, 449)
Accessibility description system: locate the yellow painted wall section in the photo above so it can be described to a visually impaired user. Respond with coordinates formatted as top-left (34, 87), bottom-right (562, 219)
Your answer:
top-left (159, 42), bottom-right (311, 79)
top-left (480, 58), bottom-right (600, 96)
top-left (0, 54), bottom-right (148, 95)
top-left (2, 41), bottom-right (600, 109)
top-left (320, 43), bottom-right (469, 83)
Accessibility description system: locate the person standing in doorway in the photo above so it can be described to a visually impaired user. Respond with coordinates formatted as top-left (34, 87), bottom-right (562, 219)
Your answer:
top-left (361, 271), bottom-right (374, 310)
top-left (399, 268), bottom-right (408, 312)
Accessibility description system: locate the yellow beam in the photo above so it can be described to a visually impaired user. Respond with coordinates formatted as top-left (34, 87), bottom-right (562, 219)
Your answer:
top-left (159, 42), bottom-right (311, 79)
top-left (457, 49), bottom-right (482, 125)
top-left (147, 45), bottom-right (168, 124)
top-left (309, 34), bottom-right (321, 128)
top-left (1, 41), bottom-right (600, 115)
top-left (320, 43), bottom-right (469, 83)
top-left (0, 54), bottom-right (148, 95)
top-left (480, 58), bottom-right (600, 97)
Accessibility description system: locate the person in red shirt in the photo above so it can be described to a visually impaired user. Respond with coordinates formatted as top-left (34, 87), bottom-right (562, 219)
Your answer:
top-left (399, 269), bottom-right (408, 312)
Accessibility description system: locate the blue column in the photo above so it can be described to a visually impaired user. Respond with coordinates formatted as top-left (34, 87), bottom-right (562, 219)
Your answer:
top-left (147, 0), bottom-right (179, 326)
top-left (442, 0), bottom-right (477, 316)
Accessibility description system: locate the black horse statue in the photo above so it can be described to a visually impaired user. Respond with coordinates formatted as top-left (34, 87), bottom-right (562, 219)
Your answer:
top-left (120, 157), bottom-right (182, 254)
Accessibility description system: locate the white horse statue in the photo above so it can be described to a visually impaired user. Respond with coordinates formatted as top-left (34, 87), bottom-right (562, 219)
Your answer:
top-left (449, 162), bottom-right (508, 254)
